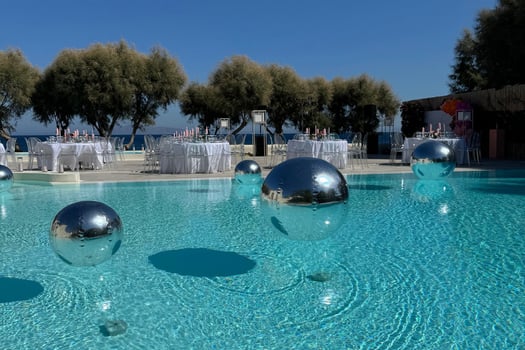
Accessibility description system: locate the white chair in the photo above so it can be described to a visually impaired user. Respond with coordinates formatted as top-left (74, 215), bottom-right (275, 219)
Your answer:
top-left (270, 134), bottom-right (286, 167)
top-left (6, 138), bottom-right (17, 167)
top-left (26, 137), bottom-right (44, 170)
top-left (225, 134), bottom-right (246, 165)
top-left (466, 131), bottom-right (481, 165)
top-left (347, 133), bottom-right (364, 169)
top-left (102, 137), bottom-right (117, 168)
top-left (360, 133), bottom-right (368, 167)
top-left (269, 134), bottom-right (287, 167)
top-left (143, 135), bottom-right (159, 173)
top-left (115, 136), bottom-right (126, 161)
top-left (389, 132), bottom-right (404, 163)
top-left (57, 147), bottom-right (79, 171)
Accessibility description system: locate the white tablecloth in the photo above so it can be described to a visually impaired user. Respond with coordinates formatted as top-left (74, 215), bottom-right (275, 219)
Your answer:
top-left (286, 140), bottom-right (348, 169)
top-left (0, 143), bottom-right (5, 166)
top-left (402, 138), bottom-right (466, 164)
top-left (34, 142), bottom-right (106, 171)
top-left (159, 141), bottom-right (231, 174)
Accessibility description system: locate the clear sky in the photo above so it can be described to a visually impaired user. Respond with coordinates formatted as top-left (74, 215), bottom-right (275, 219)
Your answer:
top-left (2, 0), bottom-right (497, 135)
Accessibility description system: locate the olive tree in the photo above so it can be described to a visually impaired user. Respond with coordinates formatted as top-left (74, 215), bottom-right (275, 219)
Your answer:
top-left (328, 74), bottom-right (399, 136)
top-left (73, 42), bottom-right (136, 137)
top-left (209, 55), bottom-right (272, 134)
top-left (0, 49), bottom-right (40, 139)
top-left (32, 49), bottom-right (81, 134)
top-left (126, 46), bottom-right (187, 148)
top-left (264, 64), bottom-right (304, 135)
top-left (179, 82), bottom-right (228, 133)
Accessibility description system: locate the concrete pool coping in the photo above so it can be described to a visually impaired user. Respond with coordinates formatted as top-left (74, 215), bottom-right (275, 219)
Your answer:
top-left (9, 151), bottom-right (525, 184)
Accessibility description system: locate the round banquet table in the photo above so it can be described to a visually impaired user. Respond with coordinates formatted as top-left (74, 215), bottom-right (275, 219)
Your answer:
top-left (159, 140), bottom-right (231, 174)
top-left (286, 139), bottom-right (348, 169)
top-left (34, 141), bottom-right (107, 171)
top-left (402, 137), bottom-right (466, 164)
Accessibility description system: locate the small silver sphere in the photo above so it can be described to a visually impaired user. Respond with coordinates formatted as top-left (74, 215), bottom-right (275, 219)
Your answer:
top-left (234, 159), bottom-right (262, 185)
top-left (410, 140), bottom-right (456, 179)
top-left (261, 157), bottom-right (348, 240)
top-left (0, 165), bottom-right (14, 192)
top-left (50, 201), bottom-right (123, 266)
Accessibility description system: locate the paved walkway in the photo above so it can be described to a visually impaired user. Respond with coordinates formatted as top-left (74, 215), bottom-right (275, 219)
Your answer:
top-left (10, 152), bottom-right (525, 184)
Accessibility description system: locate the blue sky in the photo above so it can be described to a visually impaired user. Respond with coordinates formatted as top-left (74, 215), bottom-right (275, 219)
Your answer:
top-left (2, 0), bottom-right (496, 134)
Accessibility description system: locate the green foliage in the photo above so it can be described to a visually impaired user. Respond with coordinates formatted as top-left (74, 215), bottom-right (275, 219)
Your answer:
top-left (400, 101), bottom-right (425, 137)
top-left (32, 41), bottom-right (186, 140)
top-left (0, 49), bottom-right (40, 137)
top-left (448, 30), bottom-right (485, 93)
top-left (449, 0), bottom-right (525, 91)
top-left (179, 83), bottom-right (227, 132)
top-left (264, 64), bottom-right (303, 134)
top-left (5, 44), bottom-right (399, 138)
top-left (32, 49), bottom-right (82, 132)
top-left (209, 55), bottom-right (273, 134)
top-left (328, 74), bottom-right (399, 136)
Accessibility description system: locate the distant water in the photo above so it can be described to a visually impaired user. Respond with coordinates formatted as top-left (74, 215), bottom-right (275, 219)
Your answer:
top-left (4, 134), bottom-right (294, 152)
top-left (6, 132), bottom-right (392, 152)
top-left (5, 133), bottom-right (296, 152)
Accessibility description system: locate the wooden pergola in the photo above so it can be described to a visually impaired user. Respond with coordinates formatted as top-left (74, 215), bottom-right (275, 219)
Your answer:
top-left (403, 84), bottom-right (525, 159)
top-left (404, 84), bottom-right (525, 113)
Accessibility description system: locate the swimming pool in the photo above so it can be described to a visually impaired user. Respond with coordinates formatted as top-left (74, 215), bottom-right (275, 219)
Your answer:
top-left (0, 169), bottom-right (524, 349)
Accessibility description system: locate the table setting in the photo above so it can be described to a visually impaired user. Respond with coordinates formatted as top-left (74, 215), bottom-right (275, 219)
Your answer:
top-left (34, 131), bottom-right (108, 171)
top-left (286, 128), bottom-right (347, 169)
top-left (158, 132), bottom-right (231, 174)
top-left (402, 123), bottom-right (467, 164)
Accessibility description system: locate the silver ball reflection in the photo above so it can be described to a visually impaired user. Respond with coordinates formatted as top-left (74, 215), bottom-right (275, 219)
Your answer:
top-left (234, 160), bottom-right (262, 185)
top-left (49, 201), bottom-right (123, 266)
top-left (261, 157), bottom-right (348, 240)
top-left (412, 180), bottom-right (455, 202)
top-left (410, 140), bottom-right (456, 179)
top-left (0, 165), bottom-right (14, 192)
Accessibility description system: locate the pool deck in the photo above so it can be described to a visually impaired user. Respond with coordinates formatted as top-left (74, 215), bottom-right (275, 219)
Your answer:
top-left (10, 152), bottom-right (525, 184)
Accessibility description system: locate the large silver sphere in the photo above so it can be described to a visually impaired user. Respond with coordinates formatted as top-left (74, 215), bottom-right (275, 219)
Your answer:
top-left (410, 140), bottom-right (456, 179)
top-left (50, 201), bottom-right (123, 266)
top-left (261, 157), bottom-right (348, 240)
top-left (234, 159), bottom-right (262, 185)
top-left (0, 165), bottom-right (14, 192)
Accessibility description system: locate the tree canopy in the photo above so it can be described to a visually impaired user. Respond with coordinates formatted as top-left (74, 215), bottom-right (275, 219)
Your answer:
top-left (0, 49), bottom-right (40, 139)
top-left (5, 44), bottom-right (400, 139)
top-left (32, 41), bottom-right (186, 143)
top-left (449, 0), bottom-right (525, 92)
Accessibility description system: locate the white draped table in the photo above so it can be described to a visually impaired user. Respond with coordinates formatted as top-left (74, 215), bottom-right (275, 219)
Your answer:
top-left (402, 137), bottom-right (466, 164)
top-left (159, 140), bottom-right (231, 174)
top-left (286, 139), bottom-right (348, 169)
top-left (35, 142), bottom-right (107, 171)
top-left (0, 143), bottom-right (5, 166)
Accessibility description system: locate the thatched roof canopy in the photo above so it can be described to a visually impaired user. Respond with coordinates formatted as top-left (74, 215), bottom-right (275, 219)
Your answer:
top-left (404, 84), bottom-right (525, 113)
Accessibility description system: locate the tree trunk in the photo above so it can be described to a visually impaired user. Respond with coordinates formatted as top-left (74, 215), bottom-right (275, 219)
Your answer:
top-left (0, 129), bottom-right (11, 140)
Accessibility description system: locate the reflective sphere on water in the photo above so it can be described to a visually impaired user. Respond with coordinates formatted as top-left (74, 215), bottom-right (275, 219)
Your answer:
top-left (234, 160), bottom-right (262, 185)
top-left (0, 165), bottom-right (14, 192)
top-left (411, 140), bottom-right (456, 179)
top-left (261, 157), bottom-right (348, 240)
top-left (49, 201), bottom-right (123, 266)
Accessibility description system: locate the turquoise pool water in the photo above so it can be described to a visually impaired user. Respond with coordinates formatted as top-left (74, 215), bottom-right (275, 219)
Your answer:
top-left (0, 169), bottom-right (524, 349)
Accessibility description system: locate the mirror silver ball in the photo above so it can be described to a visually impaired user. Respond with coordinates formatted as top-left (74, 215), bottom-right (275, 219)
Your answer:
top-left (410, 140), bottom-right (456, 179)
top-left (234, 160), bottom-right (262, 185)
top-left (0, 165), bottom-right (14, 192)
top-left (261, 157), bottom-right (348, 240)
top-left (50, 201), bottom-right (123, 266)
